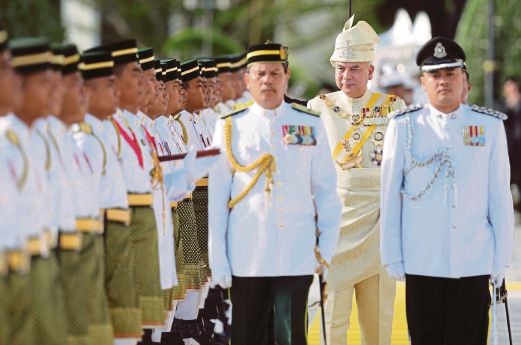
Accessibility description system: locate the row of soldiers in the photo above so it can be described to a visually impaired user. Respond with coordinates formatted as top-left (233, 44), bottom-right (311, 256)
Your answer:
top-left (0, 19), bottom-right (250, 345)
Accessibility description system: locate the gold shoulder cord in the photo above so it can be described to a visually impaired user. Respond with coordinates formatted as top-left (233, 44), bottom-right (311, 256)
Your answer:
top-left (6, 130), bottom-right (28, 191)
top-left (224, 117), bottom-right (276, 209)
top-left (109, 117), bottom-right (122, 158)
top-left (175, 117), bottom-right (189, 145)
top-left (74, 122), bottom-right (108, 175)
top-left (35, 129), bottom-right (52, 171)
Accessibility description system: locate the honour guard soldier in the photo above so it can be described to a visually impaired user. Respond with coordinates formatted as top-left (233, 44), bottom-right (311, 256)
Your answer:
top-left (10, 36), bottom-right (69, 345)
top-left (307, 18), bottom-right (406, 345)
top-left (58, 43), bottom-right (99, 345)
top-left (78, 50), bottom-right (144, 344)
top-left (75, 50), bottom-right (116, 345)
top-left (0, 24), bottom-right (35, 345)
top-left (380, 37), bottom-right (515, 345)
top-left (50, 43), bottom-right (94, 345)
top-left (209, 42), bottom-right (341, 345)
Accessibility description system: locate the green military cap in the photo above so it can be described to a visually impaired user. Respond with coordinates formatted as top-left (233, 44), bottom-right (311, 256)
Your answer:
top-left (180, 59), bottom-right (200, 82)
top-left (215, 55), bottom-right (232, 74)
top-left (79, 51), bottom-right (114, 80)
top-left (9, 37), bottom-right (52, 74)
top-left (138, 47), bottom-right (155, 71)
top-left (161, 59), bottom-right (178, 83)
top-left (230, 52), bottom-right (246, 72)
top-left (154, 59), bottom-right (163, 81)
top-left (51, 43), bottom-right (80, 74)
top-left (246, 41), bottom-right (288, 66)
top-left (197, 58), bottom-right (217, 78)
top-left (85, 39), bottom-right (139, 66)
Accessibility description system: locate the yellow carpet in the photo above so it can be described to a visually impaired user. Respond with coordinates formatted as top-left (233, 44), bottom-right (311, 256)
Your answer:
top-left (308, 281), bottom-right (521, 345)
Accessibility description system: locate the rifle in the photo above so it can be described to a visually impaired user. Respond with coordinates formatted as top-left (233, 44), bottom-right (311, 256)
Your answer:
top-left (158, 148), bottom-right (220, 162)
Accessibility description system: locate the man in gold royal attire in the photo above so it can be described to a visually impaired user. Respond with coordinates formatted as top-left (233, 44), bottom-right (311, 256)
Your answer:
top-left (308, 17), bottom-right (406, 345)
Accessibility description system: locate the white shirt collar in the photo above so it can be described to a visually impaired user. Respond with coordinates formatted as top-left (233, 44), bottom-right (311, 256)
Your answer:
top-left (250, 100), bottom-right (289, 117)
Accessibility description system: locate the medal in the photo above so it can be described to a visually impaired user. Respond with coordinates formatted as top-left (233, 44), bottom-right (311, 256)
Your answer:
top-left (370, 145), bottom-right (383, 166)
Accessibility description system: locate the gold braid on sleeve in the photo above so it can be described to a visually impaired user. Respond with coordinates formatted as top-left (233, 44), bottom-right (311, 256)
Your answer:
top-left (224, 117), bottom-right (276, 209)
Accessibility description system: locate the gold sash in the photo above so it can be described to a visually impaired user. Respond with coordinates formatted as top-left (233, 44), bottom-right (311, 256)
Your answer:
top-left (331, 93), bottom-right (394, 168)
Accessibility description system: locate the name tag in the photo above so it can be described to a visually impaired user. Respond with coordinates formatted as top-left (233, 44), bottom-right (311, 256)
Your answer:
top-left (282, 125), bottom-right (316, 146)
top-left (463, 125), bottom-right (486, 147)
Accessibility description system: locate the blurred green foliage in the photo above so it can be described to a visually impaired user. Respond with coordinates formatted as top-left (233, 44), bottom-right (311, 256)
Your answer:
top-left (456, 0), bottom-right (521, 105)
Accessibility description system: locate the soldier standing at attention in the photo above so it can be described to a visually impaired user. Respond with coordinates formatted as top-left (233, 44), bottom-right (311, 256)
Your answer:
top-left (308, 17), bottom-right (405, 345)
top-left (209, 42), bottom-right (341, 345)
top-left (380, 37), bottom-right (514, 345)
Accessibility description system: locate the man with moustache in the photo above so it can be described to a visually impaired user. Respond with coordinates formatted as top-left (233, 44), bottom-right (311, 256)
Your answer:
top-left (380, 37), bottom-right (514, 345)
top-left (308, 18), bottom-right (405, 345)
top-left (209, 42), bottom-right (341, 345)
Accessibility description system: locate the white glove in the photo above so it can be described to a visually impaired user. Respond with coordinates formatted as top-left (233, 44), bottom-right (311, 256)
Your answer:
top-left (491, 267), bottom-right (506, 287)
top-left (182, 146), bottom-right (197, 181)
top-left (315, 265), bottom-right (328, 282)
top-left (385, 262), bottom-right (405, 281)
top-left (164, 169), bottom-right (193, 201)
top-left (183, 146), bottom-right (219, 184)
top-left (210, 274), bottom-right (232, 289)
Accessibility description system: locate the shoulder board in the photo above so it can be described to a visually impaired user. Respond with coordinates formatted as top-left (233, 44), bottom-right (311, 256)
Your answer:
top-left (291, 103), bottom-right (320, 117)
top-left (389, 104), bottom-right (424, 118)
top-left (233, 99), bottom-right (254, 111)
top-left (71, 122), bottom-right (93, 135)
top-left (220, 107), bottom-right (248, 120)
top-left (470, 104), bottom-right (508, 120)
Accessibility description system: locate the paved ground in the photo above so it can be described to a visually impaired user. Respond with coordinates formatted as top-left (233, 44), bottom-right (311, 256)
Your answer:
top-left (306, 217), bottom-right (521, 344)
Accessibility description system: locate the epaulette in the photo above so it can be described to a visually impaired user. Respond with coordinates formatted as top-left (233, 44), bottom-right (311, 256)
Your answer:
top-left (470, 104), bottom-right (508, 120)
top-left (220, 107), bottom-right (248, 119)
top-left (291, 103), bottom-right (320, 117)
top-left (233, 99), bottom-right (254, 111)
top-left (389, 103), bottom-right (424, 118)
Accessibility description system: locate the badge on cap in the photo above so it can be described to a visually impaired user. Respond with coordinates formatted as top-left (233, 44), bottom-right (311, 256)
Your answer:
top-left (341, 45), bottom-right (354, 59)
top-left (463, 125), bottom-right (486, 147)
top-left (433, 43), bottom-right (447, 59)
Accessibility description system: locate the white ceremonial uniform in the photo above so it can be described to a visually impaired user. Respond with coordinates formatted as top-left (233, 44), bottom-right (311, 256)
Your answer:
top-left (66, 126), bottom-right (98, 225)
top-left (0, 114), bottom-right (30, 249)
top-left (153, 115), bottom-right (194, 201)
top-left (175, 110), bottom-right (205, 150)
top-left (192, 111), bottom-right (213, 148)
top-left (213, 102), bottom-right (232, 118)
top-left (199, 108), bottom-right (219, 137)
top-left (73, 115), bottom-right (105, 218)
top-left (84, 114), bottom-right (128, 210)
top-left (32, 118), bottom-right (62, 239)
top-left (209, 101), bottom-right (341, 278)
top-left (380, 104), bottom-right (515, 277)
top-left (47, 116), bottom-right (78, 233)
